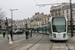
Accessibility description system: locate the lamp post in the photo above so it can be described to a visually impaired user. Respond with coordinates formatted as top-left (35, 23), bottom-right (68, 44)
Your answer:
top-left (69, 0), bottom-right (73, 37)
top-left (26, 20), bottom-right (27, 29)
top-left (10, 9), bottom-right (18, 40)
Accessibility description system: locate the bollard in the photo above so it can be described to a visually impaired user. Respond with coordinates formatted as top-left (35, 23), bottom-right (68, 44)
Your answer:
top-left (8, 34), bottom-right (13, 44)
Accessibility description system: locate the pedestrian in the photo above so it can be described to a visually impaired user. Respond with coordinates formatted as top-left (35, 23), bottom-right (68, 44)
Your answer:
top-left (8, 33), bottom-right (13, 44)
top-left (9, 29), bottom-right (13, 41)
top-left (3, 31), bottom-right (6, 38)
top-left (29, 29), bottom-right (31, 34)
top-left (30, 29), bottom-right (32, 37)
top-left (25, 29), bottom-right (29, 39)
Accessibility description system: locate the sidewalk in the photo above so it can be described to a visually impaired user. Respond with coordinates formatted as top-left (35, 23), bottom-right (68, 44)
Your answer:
top-left (70, 36), bottom-right (75, 41)
top-left (0, 33), bottom-right (36, 44)
top-left (0, 34), bottom-right (25, 45)
top-left (0, 33), bottom-right (36, 50)
top-left (68, 33), bottom-right (75, 41)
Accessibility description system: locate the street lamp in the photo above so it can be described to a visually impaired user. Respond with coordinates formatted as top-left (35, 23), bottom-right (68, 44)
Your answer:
top-left (26, 20), bottom-right (27, 29)
top-left (10, 9), bottom-right (18, 39)
top-left (69, 0), bottom-right (73, 37)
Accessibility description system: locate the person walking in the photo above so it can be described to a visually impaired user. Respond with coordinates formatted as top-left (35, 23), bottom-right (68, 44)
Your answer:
top-left (25, 29), bottom-right (29, 39)
top-left (3, 31), bottom-right (6, 38)
top-left (30, 29), bottom-right (32, 37)
top-left (9, 29), bottom-right (13, 41)
top-left (8, 33), bottom-right (13, 44)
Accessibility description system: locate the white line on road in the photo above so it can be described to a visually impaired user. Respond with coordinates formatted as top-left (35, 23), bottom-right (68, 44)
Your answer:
top-left (19, 44), bottom-right (33, 50)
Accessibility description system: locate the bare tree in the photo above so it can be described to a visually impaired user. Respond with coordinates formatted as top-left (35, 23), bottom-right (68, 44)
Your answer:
top-left (0, 8), bottom-right (6, 27)
top-left (0, 8), bottom-right (5, 19)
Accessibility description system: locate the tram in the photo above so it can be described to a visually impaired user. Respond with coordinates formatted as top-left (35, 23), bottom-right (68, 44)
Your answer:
top-left (49, 16), bottom-right (68, 40)
top-left (29, 25), bottom-right (49, 34)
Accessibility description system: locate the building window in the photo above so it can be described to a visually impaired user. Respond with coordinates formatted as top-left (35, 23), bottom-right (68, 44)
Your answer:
top-left (63, 11), bottom-right (64, 14)
top-left (67, 9), bottom-right (68, 13)
top-left (55, 10), bottom-right (57, 16)
top-left (48, 18), bottom-right (49, 20)
top-left (51, 12), bottom-right (53, 16)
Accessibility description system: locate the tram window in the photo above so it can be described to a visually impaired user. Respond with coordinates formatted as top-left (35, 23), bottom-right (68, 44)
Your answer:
top-left (52, 17), bottom-right (66, 32)
top-left (53, 25), bottom-right (57, 32)
top-left (48, 22), bottom-right (51, 33)
top-left (52, 25), bottom-right (66, 32)
top-left (48, 28), bottom-right (51, 33)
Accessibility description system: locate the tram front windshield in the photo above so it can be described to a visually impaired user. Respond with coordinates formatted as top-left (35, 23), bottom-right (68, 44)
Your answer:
top-left (52, 17), bottom-right (66, 32)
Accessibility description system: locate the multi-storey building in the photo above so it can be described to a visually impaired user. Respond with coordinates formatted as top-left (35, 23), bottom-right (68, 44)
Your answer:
top-left (1, 20), bottom-right (6, 29)
top-left (25, 18), bottom-right (31, 28)
top-left (15, 18), bottom-right (31, 29)
top-left (7, 19), bottom-right (15, 26)
top-left (50, 3), bottom-right (69, 17)
top-left (50, 3), bottom-right (75, 26)
top-left (1, 18), bottom-right (15, 29)
top-left (62, 3), bottom-right (75, 25)
top-left (31, 12), bottom-right (43, 27)
top-left (42, 14), bottom-right (50, 25)
top-left (15, 20), bottom-right (24, 29)
top-left (31, 12), bottom-right (50, 27)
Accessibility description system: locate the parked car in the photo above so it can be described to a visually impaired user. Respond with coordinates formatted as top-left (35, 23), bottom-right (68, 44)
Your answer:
top-left (13, 29), bottom-right (23, 34)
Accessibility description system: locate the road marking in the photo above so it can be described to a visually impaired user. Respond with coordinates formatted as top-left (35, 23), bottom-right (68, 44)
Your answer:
top-left (20, 44), bottom-right (33, 50)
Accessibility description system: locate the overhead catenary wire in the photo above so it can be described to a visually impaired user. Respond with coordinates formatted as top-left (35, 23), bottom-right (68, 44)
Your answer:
top-left (34, 0), bottom-right (40, 4)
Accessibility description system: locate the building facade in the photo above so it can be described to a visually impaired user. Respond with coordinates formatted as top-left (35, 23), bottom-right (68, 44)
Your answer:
top-left (42, 14), bottom-right (50, 25)
top-left (50, 3), bottom-right (69, 17)
top-left (31, 12), bottom-right (50, 27)
top-left (15, 18), bottom-right (31, 29)
top-left (31, 12), bottom-right (43, 27)
top-left (50, 3), bottom-right (75, 25)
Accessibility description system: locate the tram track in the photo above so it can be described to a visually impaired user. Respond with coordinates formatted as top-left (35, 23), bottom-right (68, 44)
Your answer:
top-left (50, 42), bottom-right (53, 50)
top-left (13, 35), bottom-right (74, 50)
top-left (2, 33), bottom-right (73, 50)
top-left (2, 33), bottom-right (39, 50)
top-left (49, 41), bottom-right (71, 50)
top-left (26, 33), bottom-right (44, 50)
top-left (10, 33), bottom-right (40, 50)
top-left (10, 33), bottom-right (45, 50)
top-left (65, 42), bottom-right (71, 50)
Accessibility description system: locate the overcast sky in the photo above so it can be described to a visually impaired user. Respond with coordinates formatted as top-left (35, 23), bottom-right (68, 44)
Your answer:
top-left (0, 0), bottom-right (75, 20)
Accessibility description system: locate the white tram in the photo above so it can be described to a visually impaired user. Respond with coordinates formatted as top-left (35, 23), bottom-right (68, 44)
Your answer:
top-left (49, 16), bottom-right (68, 41)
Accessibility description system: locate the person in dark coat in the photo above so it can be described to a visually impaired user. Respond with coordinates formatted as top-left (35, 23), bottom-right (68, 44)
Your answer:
top-left (25, 29), bottom-right (29, 39)
top-left (9, 29), bottom-right (13, 41)
top-left (30, 29), bottom-right (32, 37)
top-left (3, 31), bottom-right (6, 38)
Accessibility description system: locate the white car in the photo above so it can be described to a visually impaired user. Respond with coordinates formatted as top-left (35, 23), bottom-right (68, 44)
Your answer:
top-left (13, 29), bottom-right (23, 34)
